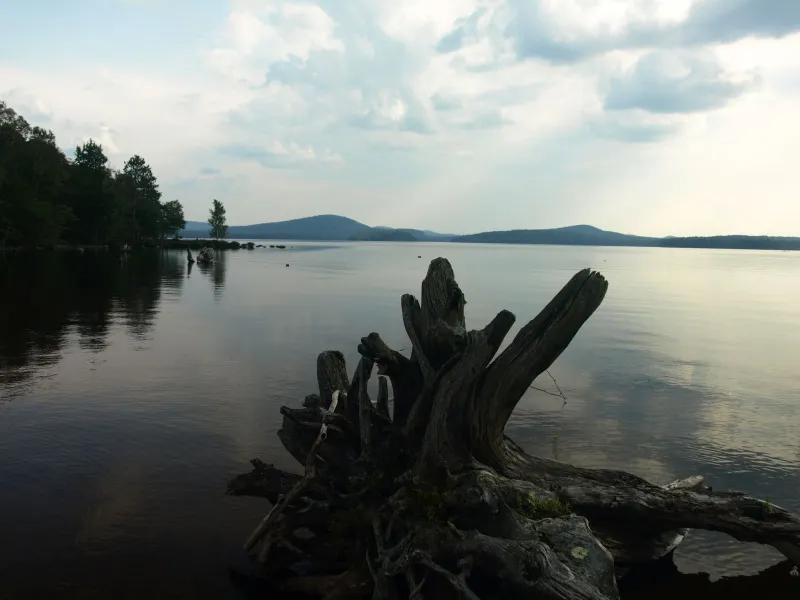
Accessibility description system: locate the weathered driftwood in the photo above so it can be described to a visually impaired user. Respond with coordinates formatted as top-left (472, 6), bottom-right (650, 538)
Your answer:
top-left (197, 246), bottom-right (213, 265)
top-left (228, 259), bottom-right (800, 600)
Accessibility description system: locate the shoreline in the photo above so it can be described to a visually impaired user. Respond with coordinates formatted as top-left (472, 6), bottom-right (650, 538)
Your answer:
top-left (0, 239), bottom-right (287, 252)
top-left (2, 238), bottom-right (799, 253)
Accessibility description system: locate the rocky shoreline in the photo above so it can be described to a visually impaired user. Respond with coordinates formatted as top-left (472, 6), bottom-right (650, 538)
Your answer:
top-left (1, 239), bottom-right (290, 253)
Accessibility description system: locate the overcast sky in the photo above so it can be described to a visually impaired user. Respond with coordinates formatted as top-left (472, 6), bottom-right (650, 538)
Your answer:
top-left (2, 0), bottom-right (799, 235)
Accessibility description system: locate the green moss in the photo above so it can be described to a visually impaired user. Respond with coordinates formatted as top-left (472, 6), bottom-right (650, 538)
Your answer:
top-left (514, 491), bottom-right (571, 519)
top-left (406, 486), bottom-right (447, 520)
top-left (571, 546), bottom-right (589, 561)
top-left (764, 497), bottom-right (775, 514)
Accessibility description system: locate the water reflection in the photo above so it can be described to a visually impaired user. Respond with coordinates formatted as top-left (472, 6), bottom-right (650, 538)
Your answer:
top-left (195, 249), bottom-right (228, 301)
top-left (1, 244), bottom-right (799, 599)
top-left (0, 250), bottom-right (184, 398)
top-left (619, 557), bottom-right (799, 599)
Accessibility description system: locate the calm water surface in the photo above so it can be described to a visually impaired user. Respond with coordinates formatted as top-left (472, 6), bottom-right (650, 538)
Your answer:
top-left (1, 243), bottom-right (799, 599)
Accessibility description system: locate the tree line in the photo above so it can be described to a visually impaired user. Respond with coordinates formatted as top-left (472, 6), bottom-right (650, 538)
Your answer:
top-left (0, 100), bottom-right (229, 248)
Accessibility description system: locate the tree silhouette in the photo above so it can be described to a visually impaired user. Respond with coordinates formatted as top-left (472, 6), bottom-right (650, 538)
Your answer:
top-left (0, 100), bottom-right (188, 248)
top-left (161, 200), bottom-right (186, 239)
top-left (207, 199), bottom-right (228, 240)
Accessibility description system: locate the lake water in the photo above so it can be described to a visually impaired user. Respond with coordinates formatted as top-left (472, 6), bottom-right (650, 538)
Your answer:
top-left (1, 243), bottom-right (799, 599)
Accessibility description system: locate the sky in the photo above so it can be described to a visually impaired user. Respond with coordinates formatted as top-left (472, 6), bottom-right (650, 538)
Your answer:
top-left (1, 0), bottom-right (799, 236)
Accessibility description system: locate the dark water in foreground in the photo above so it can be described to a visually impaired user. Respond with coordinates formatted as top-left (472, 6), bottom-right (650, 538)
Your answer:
top-left (1, 243), bottom-right (799, 599)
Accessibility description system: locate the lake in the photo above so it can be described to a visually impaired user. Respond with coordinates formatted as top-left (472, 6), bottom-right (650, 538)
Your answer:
top-left (1, 242), bottom-right (799, 599)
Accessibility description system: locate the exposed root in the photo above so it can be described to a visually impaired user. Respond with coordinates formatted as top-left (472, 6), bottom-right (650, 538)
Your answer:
top-left (245, 390), bottom-right (341, 555)
top-left (232, 259), bottom-right (800, 600)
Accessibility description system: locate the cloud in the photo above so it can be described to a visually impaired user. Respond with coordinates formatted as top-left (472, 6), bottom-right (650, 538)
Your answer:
top-left (207, 3), bottom-right (345, 85)
top-left (456, 108), bottom-right (511, 130)
top-left (604, 50), bottom-right (759, 114)
top-left (680, 0), bottom-right (800, 45)
top-left (588, 110), bottom-right (684, 143)
top-left (347, 91), bottom-right (435, 134)
top-left (435, 7), bottom-right (488, 53)
top-left (2, 0), bottom-right (800, 235)
top-left (467, 0), bottom-right (800, 64)
top-left (0, 89), bottom-right (53, 124)
top-left (431, 92), bottom-right (463, 111)
top-left (219, 140), bottom-right (344, 168)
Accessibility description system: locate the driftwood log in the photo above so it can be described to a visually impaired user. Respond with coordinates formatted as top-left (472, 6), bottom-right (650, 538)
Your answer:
top-left (228, 259), bottom-right (800, 600)
top-left (197, 246), bottom-right (213, 265)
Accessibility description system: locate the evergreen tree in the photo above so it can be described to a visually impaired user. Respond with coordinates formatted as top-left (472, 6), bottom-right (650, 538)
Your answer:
top-left (118, 155), bottom-right (162, 243)
top-left (0, 101), bottom-right (72, 246)
top-left (0, 100), bottom-right (190, 248)
top-left (161, 200), bottom-right (186, 239)
top-left (67, 139), bottom-right (113, 244)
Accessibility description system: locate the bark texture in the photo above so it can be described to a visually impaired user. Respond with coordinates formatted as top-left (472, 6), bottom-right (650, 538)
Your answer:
top-left (229, 259), bottom-right (800, 599)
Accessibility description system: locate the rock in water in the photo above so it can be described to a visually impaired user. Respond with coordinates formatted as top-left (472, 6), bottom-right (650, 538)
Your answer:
top-left (197, 246), bottom-right (214, 264)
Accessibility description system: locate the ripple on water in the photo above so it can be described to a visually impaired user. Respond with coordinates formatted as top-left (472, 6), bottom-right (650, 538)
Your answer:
top-left (1, 245), bottom-right (799, 598)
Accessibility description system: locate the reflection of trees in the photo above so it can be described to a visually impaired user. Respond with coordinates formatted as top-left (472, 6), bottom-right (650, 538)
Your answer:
top-left (0, 249), bottom-right (184, 398)
top-left (0, 253), bottom-right (70, 396)
top-left (73, 253), bottom-right (117, 352)
top-left (114, 252), bottom-right (163, 340)
top-left (196, 249), bottom-right (227, 301)
top-left (159, 251), bottom-right (185, 295)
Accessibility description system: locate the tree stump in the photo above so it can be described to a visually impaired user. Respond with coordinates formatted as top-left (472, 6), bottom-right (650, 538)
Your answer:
top-left (228, 259), bottom-right (800, 600)
top-left (196, 246), bottom-right (213, 265)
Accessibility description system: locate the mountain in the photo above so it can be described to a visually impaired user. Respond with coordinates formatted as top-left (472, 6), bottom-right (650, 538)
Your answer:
top-left (398, 229), bottom-right (455, 241)
top-left (349, 229), bottom-right (418, 241)
top-left (181, 215), bottom-right (454, 241)
top-left (182, 221), bottom-right (209, 235)
top-left (451, 226), bottom-right (800, 250)
top-left (372, 226), bottom-right (455, 241)
top-left (182, 215), bottom-right (371, 240)
top-left (180, 216), bottom-right (800, 250)
top-left (659, 235), bottom-right (800, 250)
top-left (450, 225), bottom-right (659, 247)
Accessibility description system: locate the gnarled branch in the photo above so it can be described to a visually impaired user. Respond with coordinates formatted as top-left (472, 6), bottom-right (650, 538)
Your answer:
top-left (245, 391), bottom-right (341, 555)
top-left (469, 269), bottom-right (608, 467)
top-left (358, 333), bottom-right (422, 427)
top-left (318, 351), bottom-right (350, 410)
top-left (376, 377), bottom-right (390, 420)
top-left (414, 310), bottom-right (517, 482)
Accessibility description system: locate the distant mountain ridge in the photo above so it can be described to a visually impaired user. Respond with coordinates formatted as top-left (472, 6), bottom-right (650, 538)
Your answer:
top-left (181, 215), bottom-right (454, 241)
top-left (450, 226), bottom-right (800, 250)
top-left (180, 215), bottom-right (800, 250)
top-left (450, 225), bottom-right (660, 247)
top-left (182, 215), bottom-right (370, 240)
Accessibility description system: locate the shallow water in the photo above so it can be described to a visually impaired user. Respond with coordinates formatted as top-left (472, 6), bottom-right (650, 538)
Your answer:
top-left (1, 243), bottom-right (799, 598)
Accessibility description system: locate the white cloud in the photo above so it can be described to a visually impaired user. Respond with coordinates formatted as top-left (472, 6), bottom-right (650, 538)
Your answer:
top-left (207, 2), bottom-right (345, 85)
top-left (604, 49), bottom-right (759, 113)
top-left (1, 0), bottom-right (799, 235)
